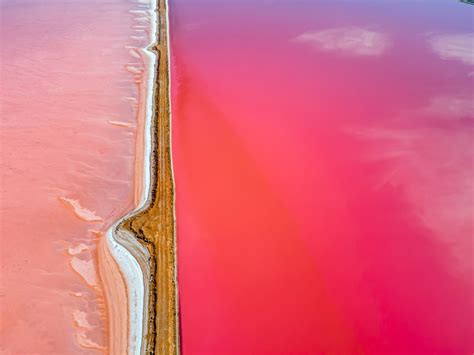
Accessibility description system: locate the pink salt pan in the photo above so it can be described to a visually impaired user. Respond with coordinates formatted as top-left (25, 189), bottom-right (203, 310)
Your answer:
top-left (171, 0), bottom-right (473, 353)
top-left (0, 0), bottom-right (154, 353)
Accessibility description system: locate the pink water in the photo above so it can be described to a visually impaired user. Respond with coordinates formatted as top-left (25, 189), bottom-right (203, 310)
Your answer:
top-left (171, 0), bottom-right (473, 353)
top-left (0, 1), bottom-right (152, 352)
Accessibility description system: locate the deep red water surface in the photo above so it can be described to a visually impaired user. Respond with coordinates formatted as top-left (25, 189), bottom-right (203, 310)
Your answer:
top-left (171, 1), bottom-right (473, 353)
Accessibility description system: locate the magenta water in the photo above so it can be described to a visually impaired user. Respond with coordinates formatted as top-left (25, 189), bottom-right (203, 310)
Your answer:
top-left (170, 0), bottom-right (473, 353)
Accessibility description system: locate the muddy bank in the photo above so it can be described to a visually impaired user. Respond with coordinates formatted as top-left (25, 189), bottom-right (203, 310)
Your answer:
top-left (120, 0), bottom-right (180, 353)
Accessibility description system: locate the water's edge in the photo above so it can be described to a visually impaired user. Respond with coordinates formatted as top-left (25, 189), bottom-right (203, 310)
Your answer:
top-left (99, 0), bottom-right (179, 353)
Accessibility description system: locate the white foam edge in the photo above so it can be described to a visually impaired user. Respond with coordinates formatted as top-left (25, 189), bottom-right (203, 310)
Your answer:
top-left (104, 229), bottom-right (145, 355)
top-left (102, 0), bottom-right (159, 353)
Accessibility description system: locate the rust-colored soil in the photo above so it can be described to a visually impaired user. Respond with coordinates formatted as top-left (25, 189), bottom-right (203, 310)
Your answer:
top-left (121, 0), bottom-right (179, 353)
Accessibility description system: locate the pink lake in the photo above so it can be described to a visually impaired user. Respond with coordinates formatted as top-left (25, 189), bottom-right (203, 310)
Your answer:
top-left (0, 0), bottom-right (153, 352)
top-left (171, 0), bottom-right (473, 353)
top-left (1, 0), bottom-right (473, 353)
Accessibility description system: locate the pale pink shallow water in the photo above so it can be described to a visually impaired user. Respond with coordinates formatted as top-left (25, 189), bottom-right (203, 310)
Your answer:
top-left (0, 0), bottom-right (152, 353)
top-left (171, 0), bottom-right (473, 353)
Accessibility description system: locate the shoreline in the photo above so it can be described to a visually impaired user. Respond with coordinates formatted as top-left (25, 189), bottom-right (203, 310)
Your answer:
top-left (99, 0), bottom-right (179, 353)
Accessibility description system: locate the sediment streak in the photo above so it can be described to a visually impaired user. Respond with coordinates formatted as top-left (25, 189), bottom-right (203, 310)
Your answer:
top-left (100, 0), bottom-right (179, 353)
